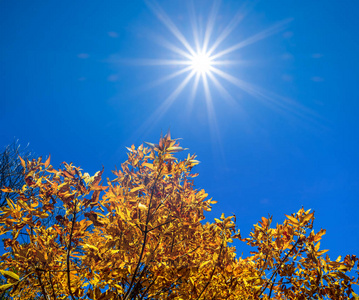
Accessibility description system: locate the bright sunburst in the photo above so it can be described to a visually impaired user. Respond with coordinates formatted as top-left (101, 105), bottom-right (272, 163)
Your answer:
top-left (190, 52), bottom-right (212, 75)
top-left (134, 1), bottom-right (292, 135)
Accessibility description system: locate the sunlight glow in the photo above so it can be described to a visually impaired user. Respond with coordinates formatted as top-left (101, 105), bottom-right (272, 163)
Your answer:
top-left (133, 1), bottom-right (293, 137)
top-left (190, 52), bottom-right (212, 74)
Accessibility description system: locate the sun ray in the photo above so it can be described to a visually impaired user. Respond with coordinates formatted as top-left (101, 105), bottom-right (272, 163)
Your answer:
top-left (207, 71), bottom-right (238, 107)
top-left (202, 73), bottom-right (226, 162)
top-left (146, 0), bottom-right (196, 56)
top-left (202, 71), bottom-right (215, 119)
top-left (120, 58), bottom-right (190, 66)
top-left (210, 59), bottom-right (246, 66)
top-left (128, 1), bottom-right (302, 142)
top-left (211, 19), bottom-right (292, 60)
top-left (207, 9), bottom-right (247, 56)
top-left (202, 0), bottom-right (220, 53)
top-left (188, 1), bottom-right (201, 53)
top-left (142, 66), bottom-right (193, 90)
top-left (186, 73), bottom-right (201, 115)
top-left (210, 66), bottom-right (315, 120)
top-left (153, 36), bottom-right (194, 60)
top-left (134, 70), bottom-right (196, 138)
top-left (162, 70), bottom-right (196, 107)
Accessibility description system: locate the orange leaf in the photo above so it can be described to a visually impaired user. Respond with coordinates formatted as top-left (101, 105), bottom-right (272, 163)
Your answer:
top-left (44, 154), bottom-right (51, 168)
top-left (18, 156), bottom-right (26, 169)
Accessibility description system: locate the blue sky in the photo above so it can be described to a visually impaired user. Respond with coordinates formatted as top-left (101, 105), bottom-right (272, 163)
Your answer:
top-left (1, 0), bottom-right (358, 260)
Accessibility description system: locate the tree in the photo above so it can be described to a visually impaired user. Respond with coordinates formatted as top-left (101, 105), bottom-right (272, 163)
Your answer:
top-left (0, 140), bottom-right (33, 208)
top-left (0, 133), bottom-right (358, 299)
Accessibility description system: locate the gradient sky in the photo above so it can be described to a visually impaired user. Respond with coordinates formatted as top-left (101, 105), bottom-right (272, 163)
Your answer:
top-left (1, 0), bottom-right (358, 262)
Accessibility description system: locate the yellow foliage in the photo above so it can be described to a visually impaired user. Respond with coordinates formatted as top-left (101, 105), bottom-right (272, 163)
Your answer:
top-left (0, 133), bottom-right (357, 299)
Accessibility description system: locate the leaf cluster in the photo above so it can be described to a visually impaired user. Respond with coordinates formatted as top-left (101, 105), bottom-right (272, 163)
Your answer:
top-left (0, 133), bottom-right (358, 299)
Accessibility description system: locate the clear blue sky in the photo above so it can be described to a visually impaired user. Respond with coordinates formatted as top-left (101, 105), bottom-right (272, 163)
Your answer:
top-left (1, 0), bottom-right (358, 259)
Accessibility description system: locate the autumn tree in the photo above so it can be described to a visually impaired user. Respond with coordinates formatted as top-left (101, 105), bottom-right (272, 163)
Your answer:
top-left (0, 133), bottom-right (358, 299)
top-left (0, 140), bottom-right (33, 208)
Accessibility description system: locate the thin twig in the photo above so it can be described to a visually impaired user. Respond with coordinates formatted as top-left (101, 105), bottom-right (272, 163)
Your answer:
top-left (48, 271), bottom-right (57, 300)
top-left (148, 218), bottom-right (174, 232)
top-left (268, 272), bottom-right (278, 298)
top-left (35, 268), bottom-right (49, 300)
top-left (139, 275), bottom-right (157, 300)
top-left (66, 200), bottom-right (78, 300)
top-left (195, 240), bottom-right (224, 300)
top-left (258, 237), bottom-right (301, 297)
top-left (124, 166), bottom-right (163, 300)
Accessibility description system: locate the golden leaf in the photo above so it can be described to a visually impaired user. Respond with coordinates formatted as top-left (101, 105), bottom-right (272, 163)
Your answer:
top-left (84, 244), bottom-right (99, 252)
top-left (302, 212), bottom-right (314, 223)
top-left (18, 156), bottom-right (26, 169)
top-left (143, 163), bottom-right (154, 170)
top-left (0, 270), bottom-right (19, 281)
top-left (285, 215), bottom-right (299, 225)
top-left (131, 186), bottom-right (144, 193)
top-left (138, 203), bottom-right (147, 212)
top-left (44, 154), bottom-right (51, 168)
top-left (0, 283), bottom-right (14, 291)
top-left (314, 242), bottom-right (320, 252)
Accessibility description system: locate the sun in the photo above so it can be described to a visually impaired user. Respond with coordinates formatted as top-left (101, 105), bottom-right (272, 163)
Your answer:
top-left (190, 52), bottom-right (212, 75)
top-left (132, 1), bottom-right (292, 136)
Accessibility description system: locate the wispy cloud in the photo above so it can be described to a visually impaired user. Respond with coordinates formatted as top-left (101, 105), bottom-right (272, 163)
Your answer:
top-left (311, 76), bottom-right (324, 82)
top-left (311, 53), bottom-right (323, 59)
top-left (77, 53), bottom-right (89, 59)
top-left (107, 74), bottom-right (119, 82)
top-left (108, 31), bottom-right (119, 38)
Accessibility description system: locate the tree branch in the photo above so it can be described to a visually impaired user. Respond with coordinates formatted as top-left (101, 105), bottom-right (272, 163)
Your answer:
top-left (35, 268), bottom-right (49, 300)
top-left (124, 166), bottom-right (163, 300)
top-left (195, 240), bottom-right (224, 300)
top-left (66, 201), bottom-right (78, 300)
top-left (48, 271), bottom-right (57, 300)
top-left (258, 237), bottom-right (301, 297)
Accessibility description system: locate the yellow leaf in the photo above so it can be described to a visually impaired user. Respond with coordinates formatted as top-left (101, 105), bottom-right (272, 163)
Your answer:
top-left (114, 284), bottom-right (123, 293)
top-left (138, 203), bottom-right (147, 212)
top-left (6, 198), bottom-right (15, 210)
top-left (131, 186), bottom-right (144, 193)
top-left (338, 265), bottom-right (348, 271)
top-left (167, 146), bottom-right (184, 153)
top-left (199, 260), bottom-right (211, 269)
top-left (302, 212), bottom-right (314, 223)
top-left (317, 249), bottom-right (329, 256)
top-left (0, 270), bottom-right (19, 281)
top-left (84, 244), bottom-right (99, 252)
top-left (18, 156), bottom-right (26, 169)
top-left (285, 215), bottom-right (299, 225)
top-left (0, 283), bottom-right (14, 291)
top-left (143, 163), bottom-right (154, 170)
